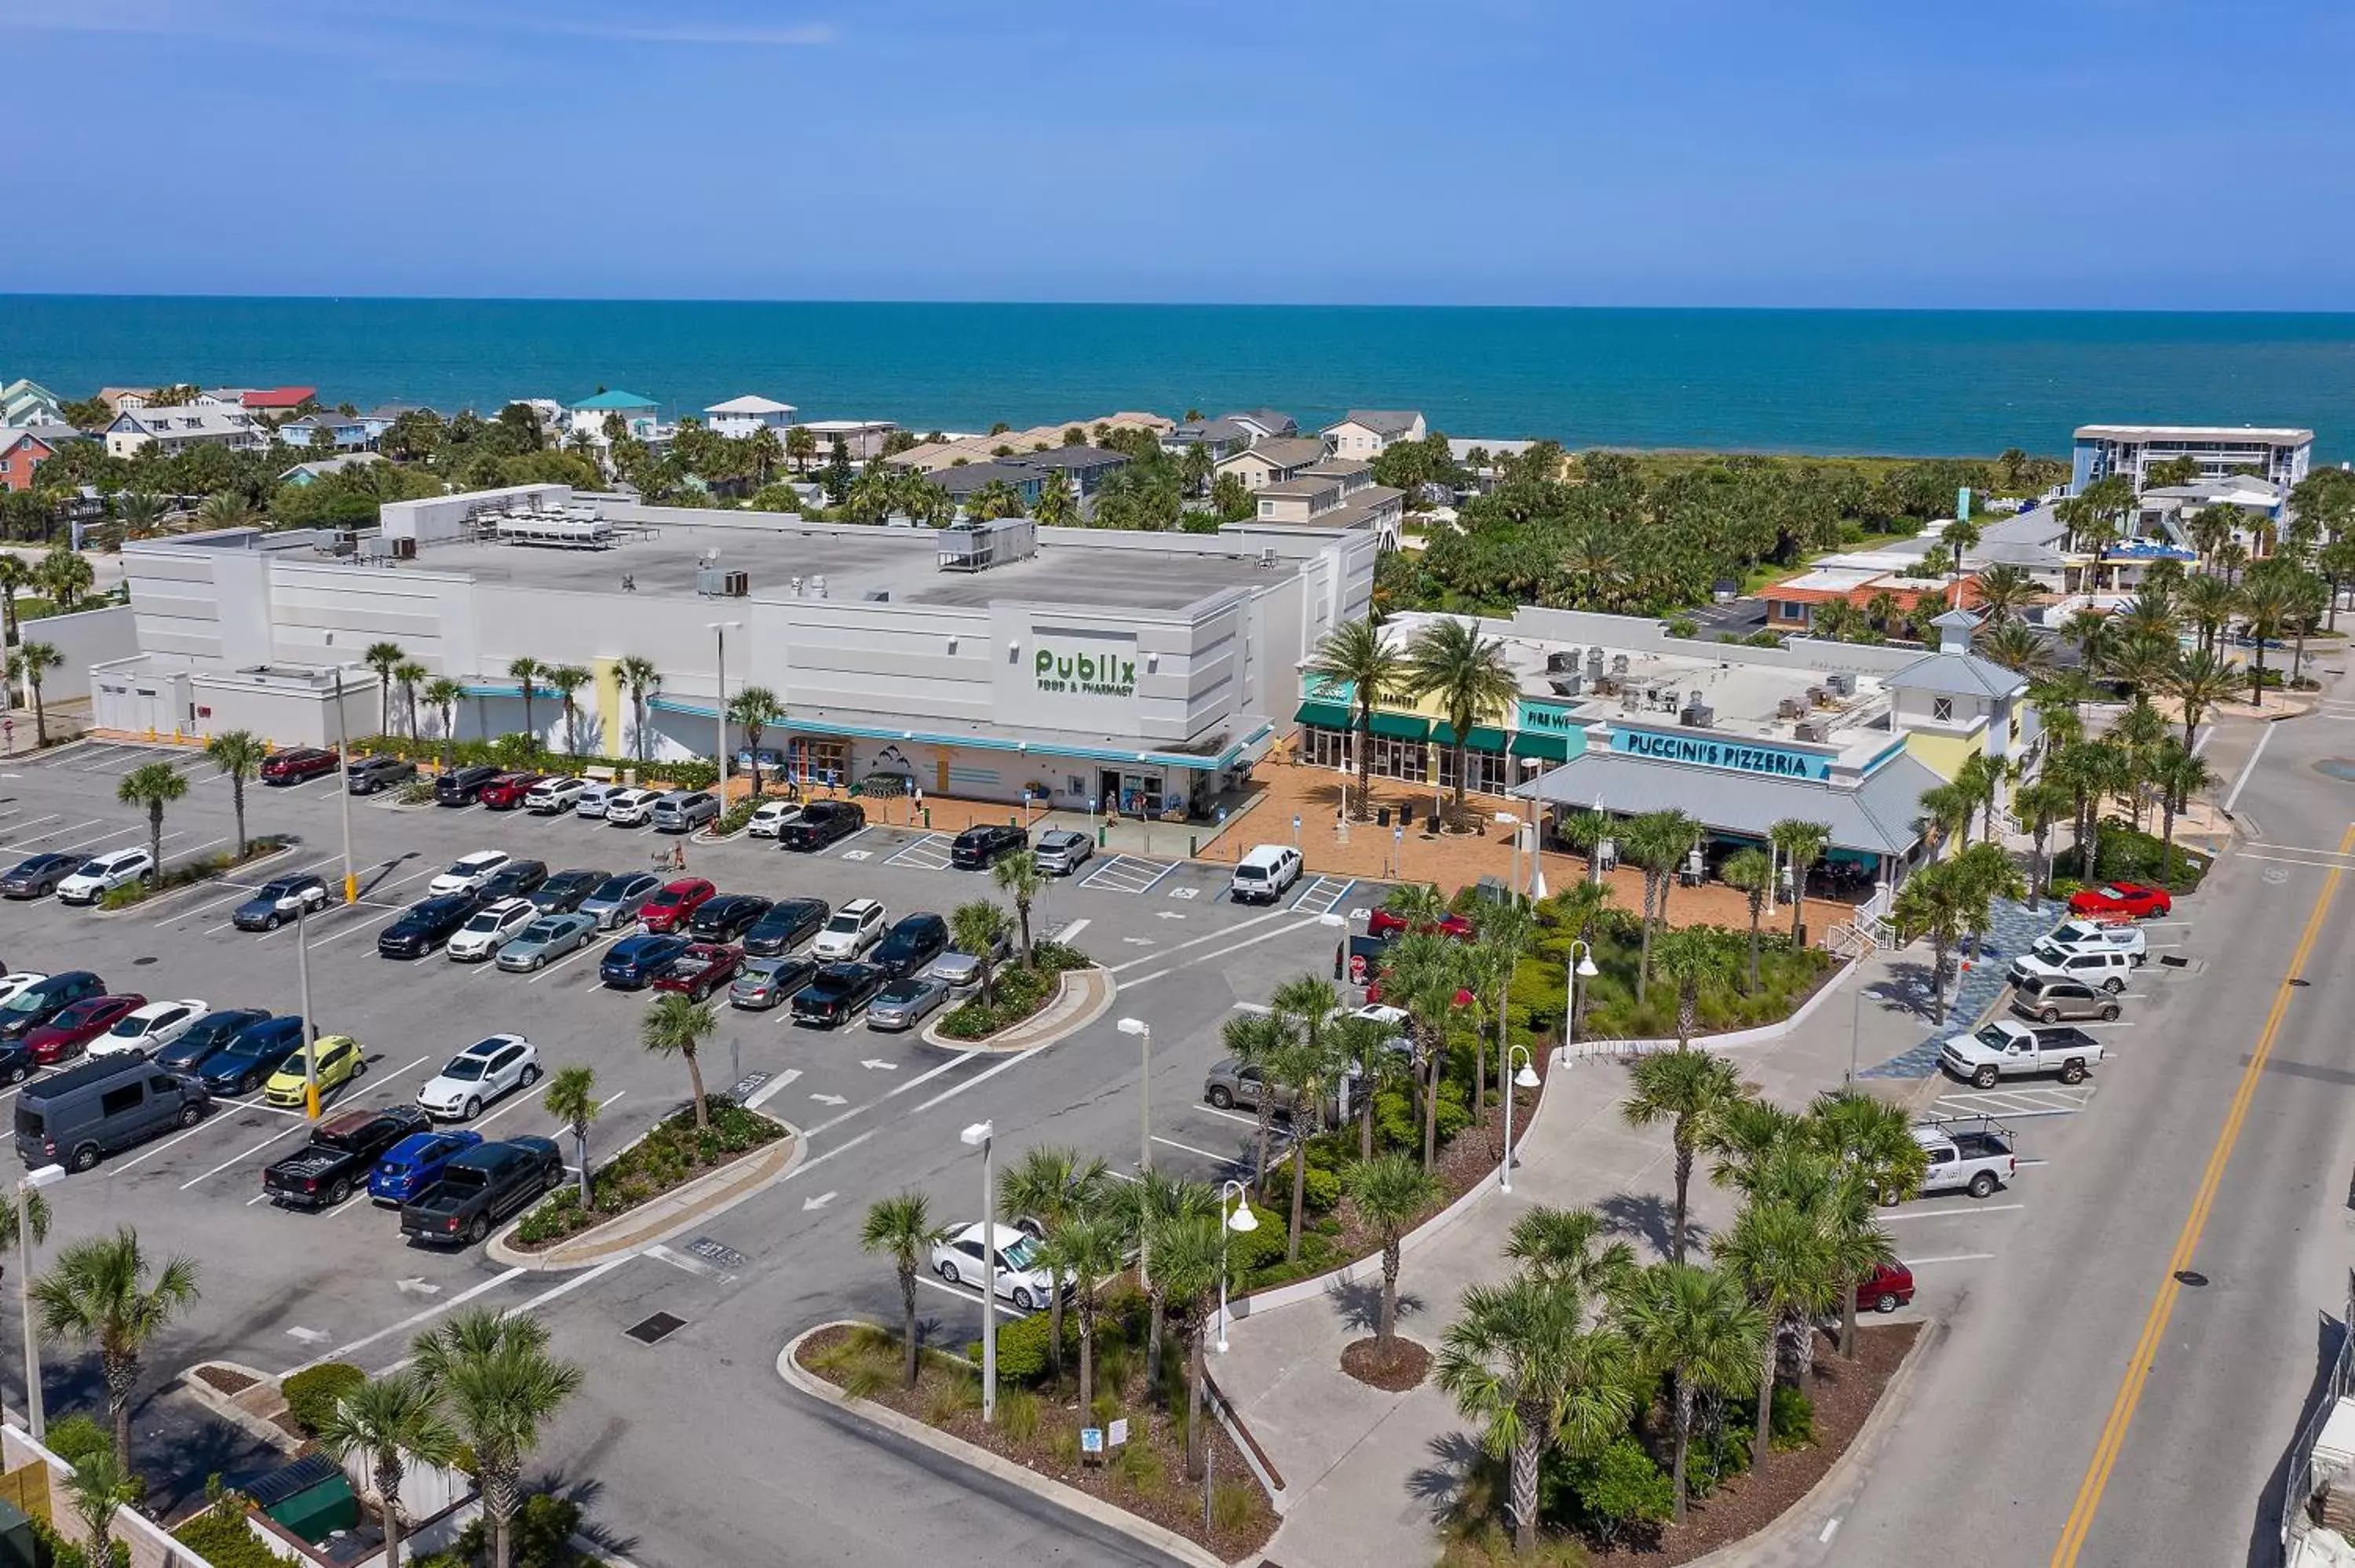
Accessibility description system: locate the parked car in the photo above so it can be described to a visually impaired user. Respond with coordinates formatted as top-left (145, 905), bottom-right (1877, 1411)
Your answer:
top-left (194, 1016), bottom-right (309, 1095)
top-left (232, 874), bottom-right (330, 931)
top-left (683, 894), bottom-right (769, 944)
top-left (529, 868), bottom-right (608, 913)
top-left (1203, 1056), bottom-right (1305, 1115)
top-left (154, 1008), bottom-right (270, 1078)
top-left (524, 776), bottom-right (590, 814)
top-left (369, 1127), bottom-right (486, 1205)
top-left (477, 772), bottom-right (544, 811)
top-left (400, 1136), bottom-right (564, 1247)
top-left (652, 790), bottom-right (721, 833)
top-left (1911, 1118), bottom-right (2017, 1199)
top-left (445, 897), bottom-right (539, 962)
top-left (926, 928), bottom-right (1013, 997)
top-left (346, 754), bottom-right (416, 794)
top-left (2037, 919), bottom-right (2149, 961)
top-left (0, 972), bottom-right (106, 1043)
top-left (495, 912), bottom-right (599, 972)
top-left (950, 823), bottom-right (1027, 870)
top-left (434, 764), bottom-right (502, 806)
top-left (2009, 974), bottom-right (2123, 1025)
top-left (653, 943), bottom-right (742, 1001)
top-left (601, 933), bottom-right (692, 990)
top-left (0, 853), bottom-right (83, 899)
top-left (2006, 944), bottom-right (2134, 994)
top-left (480, 859), bottom-right (549, 900)
top-left (1229, 844), bottom-right (1303, 904)
top-left (579, 871), bottom-right (663, 930)
top-left (27, 994), bottom-right (146, 1065)
top-left (428, 851), bottom-right (511, 897)
top-left (1941, 1019), bottom-right (2104, 1088)
top-left (263, 1034), bottom-right (366, 1107)
top-left (729, 954), bottom-right (817, 1011)
top-left (1032, 829), bottom-right (1094, 877)
top-left (867, 976), bottom-right (948, 1032)
top-left (743, 897), bottom-right (830, 956)
top-left (639, 877), bottom-right (717, 935)
top-left (1367, 905), bottom-right (1476, 941)
top-left (378, 893), bottom-right (488, 959)
top-left (779, 800), bottom-right (864, 851)
top-left (14, 1057), bottom-right (209, 1172)
top-left (747, 800), bottom-right (804, 839)
top-left (790, 962), bottom-right (887, 1026)
top-left (572, 782), bottom-right (621, 819)
top-left (416, 1034), bottom-right (540, 1120)
top-left (871, 913), bottom-right (950, 979)
top-left (1856, 1260), bottom-right (1915, 1314)
top-left (0, 975), bottom-right (42, 1012)
top-left (93, 999), bottom-right (208, 1058)
top-left (603, 787), bottom-right (663, 826)
top-left (812, 898), bottom-right (888, 960)
top-left (261, 747), bottom-right (339, 786)
top-left (2068, 881), bottom-right (2173, 920)
top-left (264, 1107), bottom-right (430, 1209)
top-left (57, 849), bottom-right (154, 906)
top-left (928, 1222), bottom-right (1059, 1311)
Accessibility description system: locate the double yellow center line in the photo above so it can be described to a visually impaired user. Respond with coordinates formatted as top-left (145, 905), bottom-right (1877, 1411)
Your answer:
top-left (2050, 822), bottom-right (2355, 1565)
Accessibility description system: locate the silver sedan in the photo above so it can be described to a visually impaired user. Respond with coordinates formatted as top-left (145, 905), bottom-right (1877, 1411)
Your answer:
top-left (495, 911), bottom-right (600, 972)
top-left (865, 976), bottom-right (950, 1032)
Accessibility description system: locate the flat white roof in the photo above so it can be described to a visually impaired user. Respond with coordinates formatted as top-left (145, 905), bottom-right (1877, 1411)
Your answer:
top-left (2075, 424), bottom-right (2313, 444)
top-left (706, 395), bottom-right (797, 416)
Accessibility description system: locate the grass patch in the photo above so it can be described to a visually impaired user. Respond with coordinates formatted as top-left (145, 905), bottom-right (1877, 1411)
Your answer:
top-left (512, 1096), bottom-right (783, 1248)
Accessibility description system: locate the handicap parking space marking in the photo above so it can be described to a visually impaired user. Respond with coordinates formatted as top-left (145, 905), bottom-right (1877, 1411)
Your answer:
top-left (1933, 1083), bottom-right (2095, 1118)
top-left (1079, 854), bottom-right (1178, 895)
top-left (825, 825), bottom-right (877, 857)
top-left (884, 832), bottom-right (958, 871)
top-left (1289, 875), bottom-right (1355, 917)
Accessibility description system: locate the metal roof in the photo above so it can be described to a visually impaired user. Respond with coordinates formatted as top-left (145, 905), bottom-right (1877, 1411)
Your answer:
top-left (1517, 749), bottom-right (1939, 855)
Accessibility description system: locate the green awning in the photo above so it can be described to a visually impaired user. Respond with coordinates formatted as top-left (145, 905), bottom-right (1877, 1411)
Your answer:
top-left (1433, 723), bottom-right (1510, 752)
top-left (1293, 699), bottom-right (1353, 730)
top-left (1510, 731), bottom-right (1572, 761)
top-left (1368, 711), bottom-right (1431, 742)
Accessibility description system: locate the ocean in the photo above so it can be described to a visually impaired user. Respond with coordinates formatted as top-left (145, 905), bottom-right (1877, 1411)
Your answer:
top-left (2, 297), bottom-right (2351, 461)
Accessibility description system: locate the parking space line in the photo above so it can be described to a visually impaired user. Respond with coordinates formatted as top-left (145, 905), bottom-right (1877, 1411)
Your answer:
top-left (1192, 1103), bottom-right (1261, 1129)
top-left (281, 1264), bottom-right (531, 1377)
top-left (526, 930), bottom-right (623, 984)
top-left (1104, 907), bottom-right (1302, 974)
top-left (1290, 876), bottom-right (1355, 917)
top-left (827, 826), bottom-right (876, 856)
top-left (883, 833), bottom-right (955, 871)
top-left (8, 816), bottom-right (104, 848)
top-left (1151, 1133), bottom-right (1235, 1165)
top-left (1079, 855), bottom-right (1176, 895)
top-left (1882, 1203), bottom-right (2026, 1222)
top-left (916, 1274), bottom-right (1027, 1319)
top-left (175, 1055), bottom-right (433, 1189)
top-left (1119, 916), bottom-right (1325, 986)
top-left (910, 1045), bottom-right (1041, 1114)
top-left (1902, 1253), bottom-right (1996, 1265)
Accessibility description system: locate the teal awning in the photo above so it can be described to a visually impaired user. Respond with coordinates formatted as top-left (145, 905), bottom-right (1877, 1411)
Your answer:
top-left (1433, 723), bottom-right (1509, 753)
top-left (1368, 711), bottom-right (1431, 742)
top-left (1294, 699), bottom-right (1352, 729)
top-left (1510, 731), bottom-right (1572, 761)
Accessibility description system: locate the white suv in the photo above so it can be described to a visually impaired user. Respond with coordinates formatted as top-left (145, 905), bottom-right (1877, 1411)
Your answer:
top-left (428, 850), bottom-right (510, 897)
top-left (416, 1034), bottom-right (541, 1119)
top-left (57, 848), bottom-right (155, 906)
top-left (573, 782), bottom-right (621, 819)
top-left (604, 787), bottom-right (662, 826)
top-left (1229, 844), bottom-right (1303, 905)
top-left (446, 897), bottom-right (537, 961)
top-left (747, 800), bottom-right (805, 839)
top-left (812, 897), bottom-right (888, 959)
top-left (2039, 919), bottom-right (2147, 961)
top-left (525, 776), bottom-right (588, 814)
top-left (2008, 944), bottom-right (2136, 994)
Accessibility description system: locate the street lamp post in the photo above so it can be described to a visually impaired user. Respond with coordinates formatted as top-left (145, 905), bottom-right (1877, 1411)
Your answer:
top-left (1214, 1179), bottom-right (1258, 1354)
top-left (1521, 756), bottom-right (1546, 902)
top-left (1501, 1047), bottom-right (1541, 1193)
top-left (1118, 1017), bottom-right (1151, 1174)
top-left (1561, 939), bottom-right (1599, 1063)
top-left (960, 1120), bottom-right (996, 1424)
top-left (707, 620), bottom-right (741, 801)
top-left (16, 1164), bottom-right (62, 1439)
top-left (295, 900), bottom-right (319, 1119)
top-left (332, 666), bottom-right (356, 904)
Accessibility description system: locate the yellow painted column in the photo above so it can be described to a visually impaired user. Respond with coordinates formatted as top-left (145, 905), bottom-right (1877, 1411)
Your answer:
top-left (593, 658), bottom-right (622, 759)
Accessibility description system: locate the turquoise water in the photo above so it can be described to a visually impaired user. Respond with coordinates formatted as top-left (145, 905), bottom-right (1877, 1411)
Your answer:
top-left (2, 297), bottom-right (2352, 459)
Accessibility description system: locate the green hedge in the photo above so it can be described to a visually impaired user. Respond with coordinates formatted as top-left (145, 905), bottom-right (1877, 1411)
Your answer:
top-left (175, 1508), bottom-right (288, 1568)
top-left (347, 734), bottom-right (720, 792)
top-left (513, 1098), bottom-right (782, 1247)
top-left (282, 1362), bottom-right (365, 1437)
top-left (2090, 817), bottom-right (2208, 892)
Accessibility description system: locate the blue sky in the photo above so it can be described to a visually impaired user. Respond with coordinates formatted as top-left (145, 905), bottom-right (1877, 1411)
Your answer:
top-left (4, 0), bottom-right (2350, 308)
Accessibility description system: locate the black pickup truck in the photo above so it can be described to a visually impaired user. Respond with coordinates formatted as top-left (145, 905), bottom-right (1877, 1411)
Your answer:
top-left (263, 1107), bottom-right (431, 1209)
top-left (399, 1136), bottom-right (564, 1247)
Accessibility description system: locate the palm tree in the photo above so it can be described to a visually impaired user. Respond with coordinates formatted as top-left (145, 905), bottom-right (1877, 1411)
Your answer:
top-left (194, 490), bottom-right (255, 531)
top-left (745, 425), bottom-right (783, 486)
top-left (726, 685), bottom-right (783, 793)
top-left (2012, 779), bottom-right (2071, 910)
top-left (1623, 1263), bottom-right (1768, 1522)
top-left (116, 761), bottom-right (187, 884)
top-left (36, 547), bottom-right (92, 612)
top-left (1805, 1089), bottom-right (1923, 1355)
top-left (1385, 931), bottom-right (1470, 1170)
top-left (2180, 571), bottom-right (2239, 654)
top-left (1720, 848), bottom-right (1772, 994)
top-left (1957, 749), bottom-right (2010, 844)
top-left (392, 660), bottom-right (429, 742)
top-left (1560, 808), bottom-right (1616, 884)
top-left (31, 1227), bottom-right (199, 1471)
top-left (1404, 616), bottom-right (1520, 826)
top-left (1113, 1171), bottom-right (1218, 1393)
top-left (1437, 1275), bottom-right (1637, 1555)
top-left (1220, 1010), bottom-right (1291, 1192)
top-left (12, 641), bottom-right (60, 746)
top-left (411, 1311), bottom-right (583, 1568)
top-left (617, 655), bottom-right (661, 763)
top-left (544, 1065), bottom-right (601, 1208)
top-left (65, 1444), bottom-right (124, 1567)
top-left (1266, 1030), bottom-right (1344, 1262)
top-left (2151, 739), bottom-right (2214, 879)
top-left (0, 554), bottom-right (31, 646)
top-left (784, 424), bottom-right (817, 475)
top-left (860, 1191), bottom-right (937, 1387)
top-left (2166, 648), bottom-right (2239, 746)
top-left (1711, 1200), bottom-right (1838, 1468)
top-left (947, 900), bottom-right (1013, 1008)
top-left (641, 992), bottom-right (716, 1129)
top-left (1768, 819), bottom-right (1831, 946)
top-left (1977, 620), bottom-right (2053, 678)
top-left (1345, 1153), bottom-right (1442, 1347)
top-left (1033, 471), bottom-right (1079, 528)
top-left (1622, 809), bottom-right (1700, 1001)
top-left (1971, 563), bottom-right (2040, 624)
top-left (991, 851), bottom-right (1046, 966)
top-left (545, 665), bottom-right (592, 758)
top-left (506, 657), bottom-right (543, 746)
top-left (203, 730), bottom-right (267, 857)
top-left (999, 1147), bottom-right (1106, 1392)
top-left (1890, 859), bottom-right (1973, 1023)
top-left (1150, 1213), bottom-right (1226, 1481)
top-left (1303, 617), bottom-right (1404, 820)
top-left (2240, 571), bottom-right (2296, 705)
top-left (1623, 1048), bottom-right (1751, 1264)
top-left (1470, 898), bottom-right (1535, 1126)
top-left (1037, 1214), bottom-right (1127, 1423)
top-left (1505, 1205), bottom-right (1635, 1303)
top-left (364, 641), bottom-right (407, 735)
top-left (1652, 927), bottom-right (1722, 1050)
top-left (1916, 777), bottom-right (1977, 851)
top-left (316, 1371), bottom-right (459, 1568)
top-left (424, 678), bottom-right (465, 771)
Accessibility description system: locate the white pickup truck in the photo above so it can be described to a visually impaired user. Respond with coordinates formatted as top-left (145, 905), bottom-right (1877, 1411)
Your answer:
top-left (1911, 1118), bottom-right (2017, 1200)
top-left (1940, 1019), bottom-right (2105, 1089)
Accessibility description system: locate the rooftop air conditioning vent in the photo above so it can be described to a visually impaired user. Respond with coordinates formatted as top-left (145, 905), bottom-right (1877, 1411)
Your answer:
top-left (1827, 672), bottom-right (1857, 697)
top-left (1794, 720), bottom-right (1827, 742)
top-left (1546, 651), bottom-right (1577, 674)
top-left (1548, 675), bottom-right (1583, 698)
top-left (864, 588), bottom-right (890, 602)
top-left (1611, 655), bottom-right (1630, 674)
top-left (1777, 697), bottom-right (1803, 720)
top-left (1681, 704), bottom-right (1714, 728)
top-left (696, 567), bottom-right (749, 597)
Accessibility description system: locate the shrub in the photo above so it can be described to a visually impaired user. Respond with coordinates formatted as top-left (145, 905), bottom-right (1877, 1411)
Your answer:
top-left (711, 798), bottom-right (761, 836)
top-left (283, 1362), bottom-right (367, 1436)
top-left (927, 1370), bottom-right (982, 1424)
top-left (1211, 1480), bottom-right (1259, 1532)
top-left (45, 1414), bottom-right (111, 1469)
top-left (967, 1307), bottom-right (1074, 1384)
top-left (998, 1387), bottom-right (1042, 1441)
top-left (175, 1507), bottom-right (287, 1568)
top-left (2091, 818), bottom-right (2207, 892)
top-left (1224, 1201), bottom-right (1288, 1279)
top-left (1770, 1384), bottom-right (1817, 1451)
top-left (1663, 614), bottom-right (1699, 640)
top-left (1108, 1439), bottom-right (1164, 1495)
top-left (397, 779), bottom-right (437, 804)
top-left (454, 1493), bottom-right (582, 1568)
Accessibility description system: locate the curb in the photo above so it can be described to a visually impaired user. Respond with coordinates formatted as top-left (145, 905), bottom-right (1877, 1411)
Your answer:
top-left (487, 1124), bottom-right (808, 1271)
top-left (1680, 1318), bottom-right (1944, 1568)
top-left (85, 841), bottom-right (301, 921)
top-left (918, 965), bottom-right (1116, 1056)
top-left (777, 1322), bottom-right (1233, 1568)
top-left (176, 1361), bottom-right (301, 1453)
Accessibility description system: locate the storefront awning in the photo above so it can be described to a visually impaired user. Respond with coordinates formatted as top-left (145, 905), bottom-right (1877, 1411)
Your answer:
top-left (1432, 723), bottom-right (1509, 753)
top-left (1510, 731), bottom-right (1572, 761)
top-left (1368, 711), bottom-right (1430, 742)
top-left (1294, 699), bottom-right (1353, 729)
top-left (1512, 749), bottom-right (1941, 857)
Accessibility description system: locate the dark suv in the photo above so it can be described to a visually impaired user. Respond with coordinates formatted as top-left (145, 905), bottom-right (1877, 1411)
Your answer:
top-left (951, 823), bottom-right (1028, 870)
top-left (434, 765), bottom-right (502, 806)
top-left (779, 800), bottom-right (865, 852)
top-left (871, 913), bottom-right (950, 979)
top-left (347, 755), bottom-right (417, 794)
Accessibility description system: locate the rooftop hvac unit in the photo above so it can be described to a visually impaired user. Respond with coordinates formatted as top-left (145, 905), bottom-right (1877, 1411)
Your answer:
top-left (811, 574), bottom-right (828, 600)
top-left (1585, 647), bottom-right (1604, 674)
top-left (1611, 654), bottom-right (1630, 674)
top-left (1258, 548), bottom-right (1280, 567)
top-left (1806, 686), bottom-right (1828, 707)
top-left (1548, 675), bottom-right (1583, 698)
top-left (1794, 720), bottom-right (1827, 742)
top-left (1620, 691), bottom-right (1640, 711)
top-left (863, 588), bottom-right (890, 602)
top-left (392, 536), bottom-right (417, 560)
top-left (1681, 704), bottom-right (1714, 728)
top-left (1826, 671), bottom-right (1857, 697)
top-left (696, 567), bottom-right (749, 597)
top-left (937, 516), bottom-right (1040, 573)
top-left (1546, 650), bottom-right (1577, 674)
top-left (1777, 696), bottom-right (1803, 720)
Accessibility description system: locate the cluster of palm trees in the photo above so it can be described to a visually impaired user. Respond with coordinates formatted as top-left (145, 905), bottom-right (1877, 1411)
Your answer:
top-left (1303, 613), bottom-right (1521, 826)
top-left (1435, 1062), bottom-right (1925, 1552)
top-left (842, 466), bottom-right (956, 527)
top-left (355, 644), bottom-right (673, 768)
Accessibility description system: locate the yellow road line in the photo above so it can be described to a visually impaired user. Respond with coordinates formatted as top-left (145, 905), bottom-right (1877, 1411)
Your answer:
top-left (2050, 821), bottom-right (2355, 1566)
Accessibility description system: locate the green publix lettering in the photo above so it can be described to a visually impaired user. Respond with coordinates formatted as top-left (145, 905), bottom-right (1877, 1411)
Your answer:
top-left (1034, 647), bottom-right (1137, 695)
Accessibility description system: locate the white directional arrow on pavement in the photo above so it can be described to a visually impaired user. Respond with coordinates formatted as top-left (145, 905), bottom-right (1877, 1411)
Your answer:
top-left (860, 1058), bottom-right (898, 1071)
top-left (1156, 910), bottom-right (1188, 921)
top-left (1123, 936), bottom-right (1153, 945)
top-left (395, 1278), bottom-right (441, 1296)
top-left (286, 1326), bottom-right (329, 1344)
top-left (802, 1191), bottom-right (838, 1211)
top-left (810, 1092), bottom-right (848, 1106)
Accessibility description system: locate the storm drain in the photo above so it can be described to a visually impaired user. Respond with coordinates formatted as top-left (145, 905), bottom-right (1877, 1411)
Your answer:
top-left (2174, 1270), bottom-right (2209, 1289)
top-left (2160, 954), bottom-right (2190, 968)
top-left (133, 956), bottom-right (158, 967)
top-left (624, 1311), bottom-right (687, 1345)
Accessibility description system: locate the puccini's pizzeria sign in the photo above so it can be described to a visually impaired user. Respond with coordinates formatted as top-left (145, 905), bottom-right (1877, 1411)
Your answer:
top-left (1609, 727), bottom-right (1832, 780)
top-left (1035, 645), bottom-right (1137, 698)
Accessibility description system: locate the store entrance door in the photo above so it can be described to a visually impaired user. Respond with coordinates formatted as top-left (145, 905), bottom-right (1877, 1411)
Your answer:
top-left (1098, 768), bottom-right (1122, 814)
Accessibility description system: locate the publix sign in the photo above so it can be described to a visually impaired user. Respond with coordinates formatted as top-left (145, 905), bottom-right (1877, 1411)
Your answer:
top-left (1035, 645), bottom-right (1137, 698)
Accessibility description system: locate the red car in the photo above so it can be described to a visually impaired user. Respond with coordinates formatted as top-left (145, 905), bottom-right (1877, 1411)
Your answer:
top-left (1855, 1260), bottom-right (1915, 1314)
top-left (476, 772), bottom-right (545, 811)
top-left (638, 878), bottom-right (717, 935)
top-left (26, 993), bottom-right (146, 1065)
top-left (2066, 881), bottom-right (2172, 920)
top-left (261, 748), bottom-right (338, 786)
top-left (1367, 907), bottom-right (1477, 942)
top-left (651, 943), bottom-right (742, 1002)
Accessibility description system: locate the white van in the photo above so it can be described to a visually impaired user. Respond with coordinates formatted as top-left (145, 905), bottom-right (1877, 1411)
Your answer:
top-left (1229, 844), bottom-right (1303, 905)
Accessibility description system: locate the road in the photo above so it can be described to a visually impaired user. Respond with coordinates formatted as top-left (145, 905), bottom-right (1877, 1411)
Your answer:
top-left (0, 742), bottom-right (1367, 1562)
top-left (1814, 680), bottom-right (2355, 1568)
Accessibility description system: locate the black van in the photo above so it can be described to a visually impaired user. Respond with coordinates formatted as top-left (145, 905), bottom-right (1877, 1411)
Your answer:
top-left (14, 1056), bottom-right (210, 1172)
top-left (435, 765), bottom-right (502, 807)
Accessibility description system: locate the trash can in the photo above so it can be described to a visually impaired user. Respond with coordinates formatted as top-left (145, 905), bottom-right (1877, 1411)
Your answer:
top-left (1400, 804), bottom-right (1415, 831)
top-left (1376, 808), bottom-right (1391, 828)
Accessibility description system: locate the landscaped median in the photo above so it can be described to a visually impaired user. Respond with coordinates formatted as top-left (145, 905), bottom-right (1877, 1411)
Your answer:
top-left (932, 938), bottom-right (1097, 1042)
top-left (94, 833), bottom-right (298, 913)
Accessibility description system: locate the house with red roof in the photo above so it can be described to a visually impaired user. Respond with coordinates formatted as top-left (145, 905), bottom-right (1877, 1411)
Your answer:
top-left (242, 387), bottom-right (318, 414)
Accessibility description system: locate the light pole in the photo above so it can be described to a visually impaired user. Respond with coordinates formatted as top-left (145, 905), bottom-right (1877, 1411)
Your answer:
top-left (1561, 939), bottom-right (1598, 1063)
top-left (16, 1164), bottom-right (61, 1439)
top-left (707, 620), bottom-right (740, 802)
top-left (960, 1120), bottom-right (996, 1424)
top-left (1118, 1017), bottom-right (1151, 1173)
top-left (295, 899), bottom-right (319, 1119)
top-left (1500, 1046), bottom-right (1541, 1193)
top-left (331, 665), bottom-right (356, 904)
top-left (1521, 757), bottom-right (1546, 902)
top-left (1214, 1179), bottom-right (1257, 1354)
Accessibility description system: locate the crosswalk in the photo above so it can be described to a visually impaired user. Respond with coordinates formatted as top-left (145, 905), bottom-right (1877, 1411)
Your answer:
top-left (1932, 1082), bottom-right (2098, 1120)
top-left (1291, 875), bottom-right (1353, 917)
